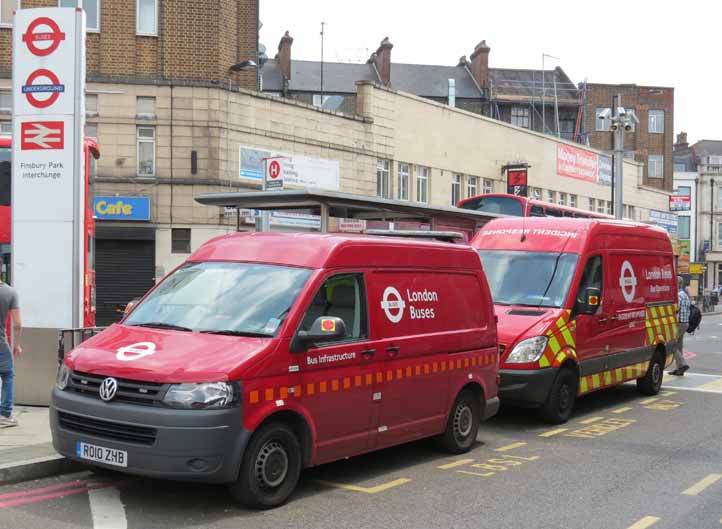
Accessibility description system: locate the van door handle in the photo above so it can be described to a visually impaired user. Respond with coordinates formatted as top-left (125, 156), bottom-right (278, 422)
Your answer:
top-left (386, 346), bottom-right (400, 357)
top-left (598, 317), bottom-right (608, 324)
top-left (360, 349), bottom-right (376, 358)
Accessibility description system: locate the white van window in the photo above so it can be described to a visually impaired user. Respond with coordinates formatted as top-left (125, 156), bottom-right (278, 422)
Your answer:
top-left (576, 255), bottom-right (603, 312)
top-left (300, 274), bottom-right (368, 343)
top-left (124, 262), bottom-right (311, 337)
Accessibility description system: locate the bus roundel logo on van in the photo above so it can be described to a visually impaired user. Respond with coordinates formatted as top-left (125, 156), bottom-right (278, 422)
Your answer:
top-left (619, 260), bottom-right (638, 303)
top-left (116, 342), bottom-right (157, 362)
top-left (381, 287), bottom-right (406, 324)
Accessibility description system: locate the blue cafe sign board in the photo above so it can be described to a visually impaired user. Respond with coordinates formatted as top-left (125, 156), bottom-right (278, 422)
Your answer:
top-left (93, 196), bottom-right (151, 221)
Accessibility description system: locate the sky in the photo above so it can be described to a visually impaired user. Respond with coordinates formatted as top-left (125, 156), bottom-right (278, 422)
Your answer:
top-left (260, 0), bottom-right (717, 144)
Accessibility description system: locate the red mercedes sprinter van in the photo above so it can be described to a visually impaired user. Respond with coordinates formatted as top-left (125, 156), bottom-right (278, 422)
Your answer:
top-left (51, 233), bottom-right (498, 508)
top-left (471, 218), bottom-right (678, 423)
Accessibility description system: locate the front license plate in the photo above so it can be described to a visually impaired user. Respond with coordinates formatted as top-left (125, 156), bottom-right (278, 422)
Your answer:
top-left (76, 442), bottom-right (128, 468)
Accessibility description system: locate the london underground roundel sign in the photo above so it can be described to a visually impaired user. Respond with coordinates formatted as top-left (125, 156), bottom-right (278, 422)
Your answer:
top-left (22, 17), bottom-right (66, 57)
top-left (22, 68), bottom-right (65, 109)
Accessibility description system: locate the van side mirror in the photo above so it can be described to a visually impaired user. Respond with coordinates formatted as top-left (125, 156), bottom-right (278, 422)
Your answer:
top-left (297, 317), bottom-right (347, 343)
top-left (578, 287), bottom-right (601, 315)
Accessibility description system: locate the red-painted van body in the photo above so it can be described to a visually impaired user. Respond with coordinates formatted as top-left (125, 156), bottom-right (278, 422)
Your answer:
top-left (50, 232), bottom-right (498, 507)
top-left (471, 217), bottom-right (678, 423)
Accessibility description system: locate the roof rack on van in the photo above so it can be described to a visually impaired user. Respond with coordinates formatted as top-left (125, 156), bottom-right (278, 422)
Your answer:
top-left (194, 188), bottom-right (501, 233)
top-left (365, 229), bottom-right (465, 242)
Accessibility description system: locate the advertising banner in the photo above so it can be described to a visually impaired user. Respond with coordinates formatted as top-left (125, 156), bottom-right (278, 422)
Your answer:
top-left (240, 145), bottom-right (340, 190)
top-left (557, 144), bottom-right (598, 183)
top-left (670, 195), bottom-right (691, 212)
top-left (12, 8), bottom-right (86, 328)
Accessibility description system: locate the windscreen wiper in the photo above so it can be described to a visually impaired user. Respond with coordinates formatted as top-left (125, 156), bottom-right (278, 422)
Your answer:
top-left (199, 330), bottom-right (272, 338)
top-left (130, 322), bottom-right (193, 332)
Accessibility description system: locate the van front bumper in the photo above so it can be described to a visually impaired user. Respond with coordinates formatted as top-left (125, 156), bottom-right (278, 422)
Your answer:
top-left (50, 388), bottom-right (251, 484)
top-left (498, 368), bottom-right (558, 407)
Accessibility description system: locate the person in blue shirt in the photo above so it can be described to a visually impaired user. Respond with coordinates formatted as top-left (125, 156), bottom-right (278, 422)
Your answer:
top-left (670, 276), bottom-right (690, 376)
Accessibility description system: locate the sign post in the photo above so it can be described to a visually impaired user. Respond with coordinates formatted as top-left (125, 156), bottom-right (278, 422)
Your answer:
top-left (12, 8), bottom-right (86, 329)
top-left (257, 156), bottom-right (289, 232)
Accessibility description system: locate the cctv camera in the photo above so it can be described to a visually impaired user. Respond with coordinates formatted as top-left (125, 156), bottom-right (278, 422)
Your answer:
top-left (629, 112), bottom-right (640, 124)
top-left (617, 107), bottom-right (626, 117)
top-left (610, 123), bottom-right (619, 131)
top-left (624, 123), bottom-right (633, 132)
top-left (599, 108), bottom-right (612, 119)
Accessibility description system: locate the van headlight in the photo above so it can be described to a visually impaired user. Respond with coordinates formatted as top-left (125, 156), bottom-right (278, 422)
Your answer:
top-left (162, 382), bottom-right (239, 409)
top-left (506, 336), bottom-right (549, 364)
top-left (56, 364), bottom-right (71, 390)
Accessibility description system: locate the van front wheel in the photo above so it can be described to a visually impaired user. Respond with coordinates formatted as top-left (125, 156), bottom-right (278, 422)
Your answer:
top-left (439, 390), bottom-right (480, 454)
top-left (539, 367), bottom-right (577, 424)
top-left (228, 422), bottom-right (302, 510)
top-left (637, 351), bottom-right (664, 396)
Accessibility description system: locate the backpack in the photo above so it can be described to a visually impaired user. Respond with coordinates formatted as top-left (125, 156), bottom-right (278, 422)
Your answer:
top-left (687, 304), bottom-right (702, 334)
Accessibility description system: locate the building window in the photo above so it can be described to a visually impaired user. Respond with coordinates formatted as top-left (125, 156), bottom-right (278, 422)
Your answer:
top-left (605, 201), bottom-right (612, 215)
top-left (171, 228), bottom-right (191, 254)
top-left (718, 187), bottom-right (722, 210)
top-left (648, 155), bottom-right (664, 179)
top-left (595, 108), bottom-right (611, 131)
top-left (531, 187), bottom-right (542, 200)
top-left (376, 159), bottom-right (390, 198)
top-left (85, 94), bottom-right (98, 116)
top-left (0, 90), bottom-right (11, 113)
top-left (559, 119), bottom-right (575, 141)
top-left (648, 110), bottom-right (665, 134)
top-left (137, 0), bottom-right (158, 35)
top-left (719, 223), bottom-right (722, 248)
top-left (596, 200), bottom-right (606, 214)
top-left (60, 0), bottom-right (99, 31)
top-left (677, 186), bottom-right (691, 197)
top-left (674, 163), bottom-right (686, 172)
top-left (546, 190), bottom-right (556, 204)
top-left (137, 127), bottom-right (156, 177)
top-left (709, 156), bottom-right (722, 166)
top-left (451, 174), bottom-right (462, 206)
top-left (0, 0), bottom-right (17, 26)
top-left (85, 123), bottom-right (98, 139)
top-left (569, 194), bottom-right (577, 208)
top-left (624, 151), bottom-right (636, 161)
top-left (0, 122), bottom-right (10, 134)
top-left (136, 96), bottom-right (156, 119)
top-left (467, 175), bottom-right (478, 198)
top-left (511, 106), bottom-right (530, 129)
top-left (397, 162), bottom-right (409, 201)
top-left (588, 197), bottom-right (595, 211)
top-left (678, 216), bottom-right (690, 239)
top-left (415, 166), bottom-right (429, 203)
top-left (482, 178), bottom-right (493, 194)
top-left (624, 205), bottom-right (636, 220)
top-left (558, 192), bottom-right (567, 206)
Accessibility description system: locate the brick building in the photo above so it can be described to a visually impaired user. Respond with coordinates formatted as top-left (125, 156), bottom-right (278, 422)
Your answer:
top-left (584, 83), bottom-right (674, 191)
top-left (262, 36), bottom-right (582, 141)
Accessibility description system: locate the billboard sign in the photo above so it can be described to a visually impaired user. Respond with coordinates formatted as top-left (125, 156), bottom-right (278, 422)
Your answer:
top-left (93, 197), bottom-right (151, 221)
top-left (12, 8), bottom-right (86, 328)
top-left (506, 168), bottom-right (528, 197)
top-left (648, 210), bottom-right (678, 236)
top-left (240, 145), bottom-right (340, 190)
top-left (556, 144), bottom-right (613, 186)
top-left (670, 194), bottom-right (691, 212)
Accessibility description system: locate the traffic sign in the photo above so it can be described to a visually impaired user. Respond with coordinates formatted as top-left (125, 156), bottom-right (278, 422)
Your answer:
top-left (22, 68), bottom-right (65, 109)
top-left (22, 17), bottom-right (66, 56)
top-left (265, 158), bottom-right (284, 190)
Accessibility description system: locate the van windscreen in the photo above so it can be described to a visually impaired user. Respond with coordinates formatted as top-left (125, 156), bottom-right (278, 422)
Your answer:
top-left (478, 250), bottom-right (578, 308)
top-left (124, 262), bottom-right (312, 336)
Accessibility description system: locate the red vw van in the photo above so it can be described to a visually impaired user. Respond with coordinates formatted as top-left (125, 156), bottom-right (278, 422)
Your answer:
top-left (471, 218), bottom-right (678, 423)
top-left (51, 233), bottom-right (498, 508)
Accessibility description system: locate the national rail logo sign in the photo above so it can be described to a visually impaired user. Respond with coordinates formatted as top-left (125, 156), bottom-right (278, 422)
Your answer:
top-left (22, 68), bottom-right (65, 109)
top-left (22, 17), bottom-right (66, 56)
top-left (620, 260), bottom-right (638, 303)
top-left (381, 286), bottom-right (406, 324)
top-left (20, 121), bottom-right (64, 150)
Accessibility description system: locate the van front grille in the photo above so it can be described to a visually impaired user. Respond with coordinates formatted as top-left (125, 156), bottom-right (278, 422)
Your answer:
top-left (68, 371), bottom-right (167, 406)
top-left (58, 411), bottom-right (157, 446)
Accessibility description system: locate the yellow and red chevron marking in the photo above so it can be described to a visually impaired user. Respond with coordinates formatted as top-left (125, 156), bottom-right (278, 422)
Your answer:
top-left (578, 361), bottom-right (650, 395)
top-left (246, 351), bottom-right (497, 405)
top-left (644, 304), bottom-right (678, 346)
top-left (539, 310), bottom-right (577, 368)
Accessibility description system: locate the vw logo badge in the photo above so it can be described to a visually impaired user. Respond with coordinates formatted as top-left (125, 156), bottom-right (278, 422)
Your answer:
top-left (99, 377), bottom-right (118, 402)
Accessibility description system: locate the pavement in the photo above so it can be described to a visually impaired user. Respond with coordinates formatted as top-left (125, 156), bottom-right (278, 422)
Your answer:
top-left (0, 316), bottom-right (721, 528)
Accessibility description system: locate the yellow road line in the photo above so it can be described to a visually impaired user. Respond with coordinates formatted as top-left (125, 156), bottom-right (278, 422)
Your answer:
top-left (579, 416), bottom-right (605, 425)
top-left (640, 398), bottom-right (659, 405)
top-left (660, 390), bottom-right (677, 396)
top-left (626, 516), bottom-right (660, 529)
top-left (539, 428), bottom-right (568, 438)
top-left (317, 478), bottom-right (411, 494)
top-left (437, 458), bottom-right (474, 470)
top-left (612, 407), bottom-right (633, 414)
top-left (494, 442), bottom-right (527, 452)
top-left (456, 470), bottom-right (494, 477)
top-left (683, 474), bottom-right (722, 496)
top-left (697, 378), bottom-right (722, 392)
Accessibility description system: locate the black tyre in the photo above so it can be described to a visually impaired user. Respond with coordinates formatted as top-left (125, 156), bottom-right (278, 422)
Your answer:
top-left (228, 422), bottom-right (302, 510)
top-left (439, 389), bottom-right (480, 454)
top-left (539, 367), bottom-right (577, 424)
top-left (637, 351), bottom-right (664, 396)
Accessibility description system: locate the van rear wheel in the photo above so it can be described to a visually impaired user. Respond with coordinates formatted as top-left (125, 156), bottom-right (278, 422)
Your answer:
top-left (439, 389), bottom-right (480, 454)
top-left (539, 367), bottom-right (577, 424)
top-left (637, 351), bottom-right (664, 396)
top-left (228, 422), bottom-right (302, 510)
